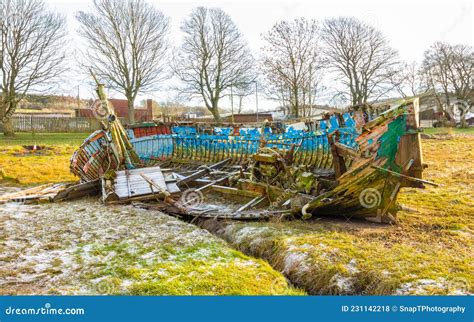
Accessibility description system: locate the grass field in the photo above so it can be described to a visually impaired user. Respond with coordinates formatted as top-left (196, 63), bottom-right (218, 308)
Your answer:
top-left (423, 127), bottom-right (474, 135)
top-left (0, 132), bottom-right (89, 147)
top-left (0, 133), bottom-right (89, 185)
top-left (208, 133), bottom-right (474, 295)
top-left (1, 129), bottom-right (473, 295)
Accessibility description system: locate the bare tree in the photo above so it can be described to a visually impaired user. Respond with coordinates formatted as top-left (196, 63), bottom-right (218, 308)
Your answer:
top-left (390, 62), bottom-right (427, 98)
top-left (261, 18), bottom-right (322, 118)
top-left (0, 0), bottom-right (67, 136)
top-left (232, 82), bottom-right (254, 114)
top-left (422, 42), bottom-right (473, 126)
top-left (321, 17), bottom-right (399, 105)
top-left (173, 7), bottom-right (254, 122)
top-left (76, 0), bottom-right (170, 124)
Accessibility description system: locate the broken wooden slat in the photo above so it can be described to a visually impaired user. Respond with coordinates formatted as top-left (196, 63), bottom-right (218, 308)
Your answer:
top-left (0, 183), bottom-right (70, 204)
top-left (193, 171), bottom-right (240, 193)
top-left (53, 180), bottom-right (100, 201)
top-left (210, 185), bottom-right (262, 198)
top-left (176, 158), bottom-right (231, 186)
top-left (235, 196), bottom-right (265, 213)
top-left (371, 165), bottom-right (438, 187)
top-left (104, 167), bottom-right (173, 201)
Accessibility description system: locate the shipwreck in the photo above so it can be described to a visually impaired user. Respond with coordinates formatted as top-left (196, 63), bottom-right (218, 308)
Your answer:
top-left (2, 81), bottom-right (436, 224)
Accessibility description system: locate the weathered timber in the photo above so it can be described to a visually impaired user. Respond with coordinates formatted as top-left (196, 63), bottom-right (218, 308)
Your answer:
top-left (371, 165), bottom-right (438, 187)
top-left (53, 180), bottom-right (100, 201)
top-left (210, 185), bottom-right (263, 198)
top-left (70, 97), bottom-right (427, 223)
top-left (176, 158), bottom-right (231, 186)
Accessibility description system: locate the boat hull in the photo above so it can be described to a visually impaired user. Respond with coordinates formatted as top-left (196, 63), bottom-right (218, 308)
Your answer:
top-left (70, 99), bottom-right (425, 222)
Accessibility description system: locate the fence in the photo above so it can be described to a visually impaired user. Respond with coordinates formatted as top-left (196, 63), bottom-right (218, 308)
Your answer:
top-left (420, 120), bottom-right (435, 128)
top-left (9, 115), bottom-right (128, 133)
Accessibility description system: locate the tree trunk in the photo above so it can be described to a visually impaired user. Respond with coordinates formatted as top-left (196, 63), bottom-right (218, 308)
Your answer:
top-left (1, 95), bottom-right (16, 137)
top-left (459, 100), bottom-right (468, 128)
top-left (293, 85), bottom-right (299, 118)
top-left (2, 118), bottom-right (15, 137)
top-left (460, 114), bottom-right (467, 128)
top-left (238, 97), bottom-right (243, 114)
top-left (210, 107), bottom-right (221, 123)
top-left (127, 98), bottom-right (135, 124)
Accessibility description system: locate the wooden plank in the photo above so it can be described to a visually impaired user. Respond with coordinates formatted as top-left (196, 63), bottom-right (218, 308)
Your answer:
top-left (113, 167), bottom-right (169, 199)
top-left (210, 185), bottom-right (262, 198)
top-left (371, 165), bottom-right (437, 186)
top-left (236, 196), bottom-right (265, 213)
top-left (176, 158), bottom-right (231, 185)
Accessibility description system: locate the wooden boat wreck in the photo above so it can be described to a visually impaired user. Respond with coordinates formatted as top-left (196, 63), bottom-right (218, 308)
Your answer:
top-left (68, 83), bottom-right (434, 224)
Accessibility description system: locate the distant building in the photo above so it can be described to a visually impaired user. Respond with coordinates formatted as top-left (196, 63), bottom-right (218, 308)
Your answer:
top-left (370, 91), bottom-right (473, 127)
top-left (76, 99), bottom-right (154, 122)
top-left (266, 105), bottom-right (337, 121)
top-left (223, 113), bottom-right (273, 123)
top-left (184, 112), bottom-right (273, 123)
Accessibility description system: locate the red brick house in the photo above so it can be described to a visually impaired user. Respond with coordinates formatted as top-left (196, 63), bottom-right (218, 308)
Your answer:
top-left (76, 99), bottom-right (153, 122)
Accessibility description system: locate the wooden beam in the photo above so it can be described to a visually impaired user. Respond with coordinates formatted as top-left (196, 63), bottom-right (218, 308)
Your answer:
top-left (176, 158), bottom-right (231, 186)
top-left (210, 185), bottom-right (263, 198)
top-left (371, 165), bottom-right (438, 187)
top-left (334, 142), bottom-right (362, 159)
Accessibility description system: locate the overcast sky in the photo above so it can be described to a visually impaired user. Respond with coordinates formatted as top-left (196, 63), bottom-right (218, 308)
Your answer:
top-left (46, 0), bottom-right (473, 110)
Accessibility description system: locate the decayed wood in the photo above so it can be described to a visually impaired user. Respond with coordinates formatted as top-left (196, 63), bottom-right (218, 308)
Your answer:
top-left (371, 165), bottom-right (438, 187)
top-left (102, 165), bottom-right (183, 204)
top-left (210, 185), bottom-right (263, 198)
top-left (139, 173), bottom-right (186, 211)
top-left (195, 171), bottom-right (240, 192)
top-left (53, 180), bottom-right (100, 201)
top-left (68, 97), bottom-right (426, 222)
top-left (139, 173), bottom-right (169, 196)
top-left (176, 158), bottom-right (231, 186)
top-left (235, 196), bottom-right (265, 213)
top-left (0, 183), bottom-right (79, 204)
top-left (328, 131), bottom-right (347, 178)
top-left (334, 142), bottom-right (362, 159)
